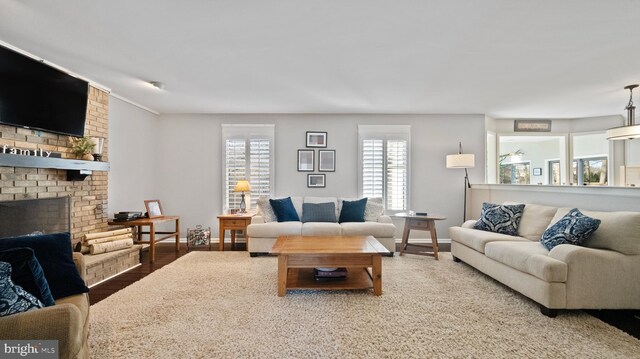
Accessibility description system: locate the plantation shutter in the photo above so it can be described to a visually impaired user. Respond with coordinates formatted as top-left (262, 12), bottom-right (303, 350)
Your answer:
top-left (225, 139), bottom-right (246, 210)
top-left (386, 140), bottom-right (408, 211)
top-left (362, 139), bottom-right (384, 198)
top-left (249, 139), bottom-right (271, 207)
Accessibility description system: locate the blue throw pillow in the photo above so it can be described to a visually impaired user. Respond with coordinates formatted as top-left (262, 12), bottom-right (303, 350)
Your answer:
top-left (302, 202), bottom-right (337, 223)
top-left (0, 233), bottom-right (89, 300)
top-left (0, 248), bottom-right (55, 306)
top-left (540, 208), bottom-right (601, 250)
top-left (474, 202), bottom-right (525, 236)
top-left (269, 197), bottom-right (300, 222)
top-left (339, 198), bottom-right (368, 223)
top-left (0, 261), bottom-right (44, 317)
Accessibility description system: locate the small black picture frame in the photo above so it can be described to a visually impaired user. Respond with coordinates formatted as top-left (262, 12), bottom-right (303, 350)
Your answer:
top-left (318, 150), bottom-right (335, 172)
top-left (533, 167), bottom-right (542, 176)
top-left (297, 150), bottom-right (314, 172)
top-left (307, 174), bottom-right (326, 188)
top-left (306, 131), bottom-right (327, 148)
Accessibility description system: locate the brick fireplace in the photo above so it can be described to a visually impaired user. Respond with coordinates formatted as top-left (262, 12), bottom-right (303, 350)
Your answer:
top-left (0, 86), bottom-right (110, 245)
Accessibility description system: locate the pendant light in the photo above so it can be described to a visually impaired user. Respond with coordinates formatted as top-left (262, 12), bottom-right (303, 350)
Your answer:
top-left (606, 84), bottom-right (640, 140)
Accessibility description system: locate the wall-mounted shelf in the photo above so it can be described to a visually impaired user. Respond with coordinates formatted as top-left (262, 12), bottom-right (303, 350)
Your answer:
top-left (0, 153), bottom-right (109, 181)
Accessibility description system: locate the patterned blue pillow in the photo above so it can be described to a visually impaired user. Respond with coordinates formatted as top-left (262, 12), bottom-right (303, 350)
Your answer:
top-left (302, 202), bottom-right (337, 223)
top-left (0, 261), bottom-right (44, 317)
top-left (540, 208), bottom-right (601, 250)
top-left (473, 202), bottom-right (525, 236)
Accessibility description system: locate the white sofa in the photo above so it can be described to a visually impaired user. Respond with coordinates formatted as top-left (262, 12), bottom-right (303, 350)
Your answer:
top-left (450, 203), bottom-right (640, 317)
top-left (247, 196), bottom-right (396, 256)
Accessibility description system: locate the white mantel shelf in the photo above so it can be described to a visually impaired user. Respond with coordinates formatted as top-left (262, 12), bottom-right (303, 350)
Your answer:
top-left (0, 153), bottom-right (110, 171)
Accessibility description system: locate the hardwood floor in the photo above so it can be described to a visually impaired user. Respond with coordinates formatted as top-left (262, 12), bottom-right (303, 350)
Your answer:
top-left (89, 243), bottom-right (640, 340)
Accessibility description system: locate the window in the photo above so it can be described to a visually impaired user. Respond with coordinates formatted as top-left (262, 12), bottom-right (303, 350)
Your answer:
top-left (572, 157), bottom-right (608, 186)
top-left (222, 124), bottom-right (274, 210)
top-left (499, 162), bottom-right (530, 184)
top-left (548, 160), bottom-right (561, 185)
top-left (358, 125), bottom-right (410, 212)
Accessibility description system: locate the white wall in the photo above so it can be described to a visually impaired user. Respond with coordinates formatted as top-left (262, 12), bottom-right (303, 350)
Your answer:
top-left (108, 97), bottom-right (161, 218)
top-left (155, 114), bottom-right (486, 239)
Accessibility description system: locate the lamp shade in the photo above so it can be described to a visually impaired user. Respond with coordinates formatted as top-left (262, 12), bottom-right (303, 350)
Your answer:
top-left (233, 180), bottom-right (251, 192)
top-left (606, 125), bottom-right (640, 140)
top-left (446, 154), bottom-right (475, 169)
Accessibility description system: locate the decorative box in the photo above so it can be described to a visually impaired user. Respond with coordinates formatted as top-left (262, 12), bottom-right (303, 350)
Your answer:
top-left (187, 225), bottom-right (211, 251)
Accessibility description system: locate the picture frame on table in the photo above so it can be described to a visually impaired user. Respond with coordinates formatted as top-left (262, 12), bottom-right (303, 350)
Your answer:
top-left (318, 150), bottom-right (335, 172)
top-left (306, 131), bottom-right (327, 148)
top-left (307, 174), bottom-right (326, 188)
top-left (297, 149), bottom-right (314, 172)
top-left (533, 167), bottom-right (542, 176)
top-left (144, 199), bottom-right (164, 218)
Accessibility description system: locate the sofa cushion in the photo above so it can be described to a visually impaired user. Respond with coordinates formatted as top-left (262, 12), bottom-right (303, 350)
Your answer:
top-left (339, 198), bottom-right (367, 223)
top-left (484, 241), bottom-right (567, 283)
top-left (247, 222), bottom-right (302, 238)
top-left (301, 202), bottom-right (337, 223)
top-left (301, 223), bottom-right (342, 236)
top-left (256, 197), bottom-right (277, 223)
top-left (364, 197), bottom-right (384, 222)
top-left (504, 202), bottom-right (558, 241)
top-left (0, 261), bottom-right (44, 317)
top-left (541, 208), bottom-right (601, 250)
top-left (450, 226), bottom-right (529, 253)
top-left (474, 202), bottom-right (525, 236)
top-left (550, 208), bottom-right (640, 255)
top-left (0, 248), bottom-right (55, 307)
top-left (270, 197), bottom-right (300, 222)
top-left (0, 233), bottom-right (89, 300)
top-left (340, 222), bottom-right (396, 237)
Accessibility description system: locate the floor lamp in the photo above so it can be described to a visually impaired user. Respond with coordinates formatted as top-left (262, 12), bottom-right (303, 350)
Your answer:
top-left (446, 142), bottom-right (475, 222)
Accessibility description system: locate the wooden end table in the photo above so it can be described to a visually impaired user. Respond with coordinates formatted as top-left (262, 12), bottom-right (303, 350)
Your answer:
top-left (217, 213), bottom-right (254, 251)
top-left (394, 213), bottom-right (446, 260)
top-left (270, 235), bottom-right (389, 297)
top-left (107, 215), bottom-right (180, 263)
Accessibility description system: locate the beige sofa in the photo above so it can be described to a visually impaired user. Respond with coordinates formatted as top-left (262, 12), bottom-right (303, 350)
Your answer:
top-left (0, 252), bottom-right (90, 359)
top-left (247, 196), bottom-right (396, 256)
top-left (450, 203), bottom-right (640, 317)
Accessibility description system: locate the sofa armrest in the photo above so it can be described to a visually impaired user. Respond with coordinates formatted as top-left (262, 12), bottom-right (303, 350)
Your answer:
top-left (461, 220), bottom-right (477, 228)
top-left (251, 216), bottom-right (266, 224)
top-left (72, 252), bottom-right (86, 283)
top-left (377, 215), bottom-right (393, 223)
top-left (0, 303), bottom-right (84, 358)
top-left (548, 245), bottom-right (640, 308)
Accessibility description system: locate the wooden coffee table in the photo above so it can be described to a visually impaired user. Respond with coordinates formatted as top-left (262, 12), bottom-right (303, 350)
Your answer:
top-left (270, 235), bottom-right (389, 297)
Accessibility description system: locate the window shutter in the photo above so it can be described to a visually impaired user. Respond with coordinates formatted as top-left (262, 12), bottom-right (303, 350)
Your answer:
top-left (362, 139), bottom-right (384, 198)
top-left (249, 138), bottom-right (271, 207)
top-left (224, 139), bottom-right (246, 210)
top-left (386, 140), bottom-right (407, 211)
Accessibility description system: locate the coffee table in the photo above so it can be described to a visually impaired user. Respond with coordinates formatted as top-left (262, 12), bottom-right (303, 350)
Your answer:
top-left (270, 235), bottom-right (389, 297)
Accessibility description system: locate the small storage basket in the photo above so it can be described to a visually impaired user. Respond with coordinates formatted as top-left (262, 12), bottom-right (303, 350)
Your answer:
top-left (187, 225), bottom-right (211, 251)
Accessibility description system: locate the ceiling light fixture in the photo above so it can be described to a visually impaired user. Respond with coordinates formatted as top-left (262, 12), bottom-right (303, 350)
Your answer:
top-left (149, 81), bottom-right (165, 90)
top-left (606, 84), bottom-right (640, 140)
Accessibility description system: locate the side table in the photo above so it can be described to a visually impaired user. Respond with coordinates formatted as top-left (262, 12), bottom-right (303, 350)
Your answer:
top-left (394, 213), bottom-right (447, 260)
top-left (107, 215), bottom-right (180, 263)
top-left (217, 213), bottom-right (254, 251)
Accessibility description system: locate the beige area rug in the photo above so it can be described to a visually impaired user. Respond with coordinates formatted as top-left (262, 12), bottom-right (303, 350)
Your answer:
top-left (89, 252), bottom-right (640, 358)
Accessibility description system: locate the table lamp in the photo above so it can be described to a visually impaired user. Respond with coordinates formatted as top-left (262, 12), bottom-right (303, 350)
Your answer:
top-left (234, 180), bottom-right (251, 213)
top-left (446, 142), bottom-right (475, 222)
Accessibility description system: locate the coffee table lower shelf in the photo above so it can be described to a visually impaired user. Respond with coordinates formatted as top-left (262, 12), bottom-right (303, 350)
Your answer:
top-left (285, 268), bottom-right (373, 291)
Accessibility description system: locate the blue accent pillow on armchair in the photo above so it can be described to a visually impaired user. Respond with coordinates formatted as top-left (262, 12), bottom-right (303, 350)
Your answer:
top-left (339, 198), bottom-right (368, 223)
top-left (540, 208), bottom-right (601, 250)
top-left (0, 232), bottom-right (88, 300)
top-left (473, 202), bottom-right (525, 236)
top-left (269, 197), bottom-right (300, 222)
top-left (0, 248), bottom-right (55, 306)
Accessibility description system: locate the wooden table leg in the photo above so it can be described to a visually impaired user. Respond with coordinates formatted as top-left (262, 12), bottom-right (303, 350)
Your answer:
top-left (231, 230), bottom-right (236, 250)
top-left (428, 220), bottom-right (439, 260)
top-left (149, 223), bottom-right (155, 263)
top-left (219, 226), bottom-right (224, 252)
top-left (277, 255), bottom-right (287, 297)
top-left (175, 218), bottom-right (180, 252)
top-left (400, 220), bottom-right (411, 256)
top-left (372, 254), bottom-right (382, 296)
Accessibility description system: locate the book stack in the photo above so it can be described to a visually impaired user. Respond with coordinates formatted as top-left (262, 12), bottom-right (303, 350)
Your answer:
top-left (314, 267), bottom-right (348, 281)
top-left (113, 211), bottom-right (143, 221)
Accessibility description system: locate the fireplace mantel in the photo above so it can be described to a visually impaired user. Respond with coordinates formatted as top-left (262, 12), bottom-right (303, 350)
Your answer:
top-left (0, 153), bottom-right (110, 171)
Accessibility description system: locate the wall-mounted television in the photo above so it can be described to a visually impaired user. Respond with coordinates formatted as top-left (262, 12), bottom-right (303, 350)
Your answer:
top-left (0, 44), bottom-right (89, 137)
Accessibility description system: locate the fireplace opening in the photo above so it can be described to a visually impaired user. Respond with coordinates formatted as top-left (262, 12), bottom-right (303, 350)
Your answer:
top-left (0, 196), bottom-right (71, 238)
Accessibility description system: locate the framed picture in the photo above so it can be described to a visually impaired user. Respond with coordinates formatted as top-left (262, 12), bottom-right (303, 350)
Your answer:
top-left (307, 174), bottom-right (326, 188)
top-left (533, 167), bottom-right (542, 176)
top-left (297, 150), bottom-right (314, 172)
top-left (318, 150), bottom-right (335, 172)
top-left (514, 119), bottom-right (551, 132)
top-left (144, 200), bottom-right (163, 218)
top-left (306, 131), bottom-right (327, 148)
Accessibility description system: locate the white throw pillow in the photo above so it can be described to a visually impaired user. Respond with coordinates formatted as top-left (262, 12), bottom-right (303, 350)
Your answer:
top-left (256, 197), bottom-right (277, 223)
top-left (364, 197), bottom-right (384, 221)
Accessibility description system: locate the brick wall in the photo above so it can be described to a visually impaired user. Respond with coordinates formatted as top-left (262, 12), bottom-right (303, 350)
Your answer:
top-left (0, 86), bottom-right (109, 244)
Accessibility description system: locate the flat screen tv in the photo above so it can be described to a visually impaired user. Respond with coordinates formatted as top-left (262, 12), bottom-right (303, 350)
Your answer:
top-left (0, 44), bottom-right (89, 137)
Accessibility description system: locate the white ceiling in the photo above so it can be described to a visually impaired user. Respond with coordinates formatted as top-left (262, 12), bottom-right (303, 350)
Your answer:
top-left (1, 0), bottom-right (639, 117)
